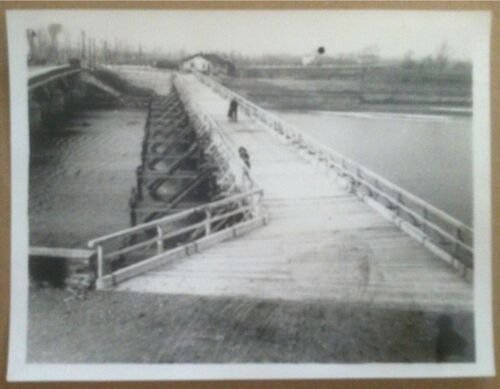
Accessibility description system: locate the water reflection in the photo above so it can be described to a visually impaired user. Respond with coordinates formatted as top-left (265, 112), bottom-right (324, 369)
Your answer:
top-left (29, 108), bottom-right (146, 248)
top-left (276, 110), bottom-right (472, 225)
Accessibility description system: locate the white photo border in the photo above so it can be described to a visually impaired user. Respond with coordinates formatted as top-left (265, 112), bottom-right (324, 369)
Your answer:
top-left (6, 9), bottom-right (495, 381)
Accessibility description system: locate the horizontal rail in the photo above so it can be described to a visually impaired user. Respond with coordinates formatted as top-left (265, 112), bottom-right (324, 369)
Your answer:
top-left (96, 216), bottom-right (267, 289)
top-left (194, 71), bottom-right (474, 268)
top-left (103, 219), bottom-right (209, 260)
top-left (102, 235), bottom-right (159, 260)
top-left (86, 71), bottom-right (266, 287)
top-left (29, 246), bottom-right (94, 259)
top-left (88, 188), bottom-right (262, 247)
top-left (173, 75), bottom-right (258, 194)
top-left (195, 72), bottom-right (471, 231)
top-left (88, 188), bottom-right (263, 285)
top-left (354, 175), bottom-right (472, 253)
top-left (194, 72), bottom-right (470, 228)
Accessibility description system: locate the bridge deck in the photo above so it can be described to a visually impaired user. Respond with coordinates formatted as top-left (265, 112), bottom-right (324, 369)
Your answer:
top-left (117, 74), bottom-right (472, 312)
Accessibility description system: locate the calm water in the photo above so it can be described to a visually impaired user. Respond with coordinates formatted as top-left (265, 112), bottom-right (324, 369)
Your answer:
top-left (275, 110), bottom-right (473, 226)
top-left (29, 109), bottom-right (146, 248)
top-left (29, 101), bottom-right (472, 250)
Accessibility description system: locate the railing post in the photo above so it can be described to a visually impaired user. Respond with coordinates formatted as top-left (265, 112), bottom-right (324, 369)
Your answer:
top-left (205, 208), bottom-right (212, 236)
top-left (395, 192), bottom-right (403, 217)
top-left (193, 74), bottom-right (475, 269)
top-left (252, 192), bottom-right (261, 218)
top-left (258, 192), bottom-right (264, 217)
top-left (136, 166), bottom-right (143, 200)
top-left (96, 245), bottom-right (104, 280)
top-left (454, 227), bottom-right (462, 258)
top-left (422, 208), bottom-right (429, 235)
top-left (156, 226), bottom-right (164, 254)
top-left (342, 158), bottom-right (347, 172)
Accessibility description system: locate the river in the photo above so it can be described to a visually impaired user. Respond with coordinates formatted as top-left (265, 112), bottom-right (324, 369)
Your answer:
top-left (29, 108), bottom-right (146, 248)
top-left (29, 72), bottom-right (472, 250)
top-left (275, 110), bottom-right (473, 226)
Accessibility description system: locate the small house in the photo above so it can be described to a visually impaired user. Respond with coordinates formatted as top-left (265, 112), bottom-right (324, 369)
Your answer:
top-left (180, 53), bottom-right (236, 76)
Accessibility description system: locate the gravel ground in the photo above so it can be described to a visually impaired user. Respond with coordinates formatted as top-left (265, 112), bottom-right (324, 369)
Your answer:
top-left (27, 288), bottom-right (475, 363)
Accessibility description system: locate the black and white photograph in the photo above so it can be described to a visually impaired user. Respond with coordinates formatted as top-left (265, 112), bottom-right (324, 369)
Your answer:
top-left (6, 9), bottom-right (494, 381)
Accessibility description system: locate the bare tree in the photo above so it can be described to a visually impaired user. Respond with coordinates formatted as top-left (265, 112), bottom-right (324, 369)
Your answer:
top-left (435, 42), bottom-right (450, 70)
top-left (48, 23), bottom-right (63, 63)
top-left (26, 29), bottom-right (37, 64)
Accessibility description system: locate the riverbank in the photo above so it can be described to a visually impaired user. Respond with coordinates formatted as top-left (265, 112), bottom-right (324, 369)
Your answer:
top-left (28, 287), bottom-right (474, 363)
top-left (219, 76), bottom-right (471, 115)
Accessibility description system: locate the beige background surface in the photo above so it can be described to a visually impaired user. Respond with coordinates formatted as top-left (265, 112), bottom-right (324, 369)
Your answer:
top-left (0, 1), bottom-right (498, 388)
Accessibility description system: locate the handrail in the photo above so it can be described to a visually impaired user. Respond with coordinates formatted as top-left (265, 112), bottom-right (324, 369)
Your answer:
top-left (88, 188), bottom-right (263, 284)
top-left (87, 82), bottom-right (266, 286)
top-left (194, 71), bottom-right (474, 268)
top-left (194, 72), bottom-right (472, 232)
top-left (88, 188), bottom-right (262, 248)
top-left (173, 75), bottom-right (258, 193)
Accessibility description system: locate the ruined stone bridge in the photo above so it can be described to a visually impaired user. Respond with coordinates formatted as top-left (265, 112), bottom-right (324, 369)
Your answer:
top-left (28, 64), bottom-right (131, 131)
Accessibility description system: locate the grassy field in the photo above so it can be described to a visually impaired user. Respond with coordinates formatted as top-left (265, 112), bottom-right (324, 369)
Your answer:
top-left (220, 67), bottom-right (471, 114)
top-left (28, 287), bottom-right (474, 363)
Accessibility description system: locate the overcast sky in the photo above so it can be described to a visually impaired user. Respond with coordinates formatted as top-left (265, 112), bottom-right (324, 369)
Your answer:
top-left (11, 10), bottom-right (488, 60)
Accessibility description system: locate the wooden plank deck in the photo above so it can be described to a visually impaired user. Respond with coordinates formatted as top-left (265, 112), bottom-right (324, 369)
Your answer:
top-left (116, 74), bottom-right (472, 312)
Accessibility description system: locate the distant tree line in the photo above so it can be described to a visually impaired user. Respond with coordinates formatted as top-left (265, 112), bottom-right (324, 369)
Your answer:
top-left (26, 23), bottom-right (157, 67)
top-left (401, 44), bottom-right (471, 74)
top-left (26, 26), bottom-right (471, 82)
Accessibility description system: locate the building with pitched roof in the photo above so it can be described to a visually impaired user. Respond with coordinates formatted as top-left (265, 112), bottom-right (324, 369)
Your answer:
top-left (180, 53), bottom-right (236, 76)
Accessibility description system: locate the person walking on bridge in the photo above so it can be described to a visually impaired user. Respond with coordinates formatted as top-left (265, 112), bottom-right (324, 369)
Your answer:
top-left (239, 146), bottom-right (251, 169)
top-left (228, 98), bottom-right (238, 122)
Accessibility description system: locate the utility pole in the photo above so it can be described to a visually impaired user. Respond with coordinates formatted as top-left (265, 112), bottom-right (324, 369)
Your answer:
top-left (81, 30), bottom-right (87, 65)
top-left (93, 38), bottom-right (97, 68)
top-left (81, 31), bottom-right (85, 60)
top-left (103, 40), bottom-right (108, 64)
top-left (87, 37), bottom-right (92, 69)
top-left (26, 29), bottom-right (37, 65)
top-left (114, 37), bottom-right (119, 63)
top-left (64, 31), bottom-right (71, 62)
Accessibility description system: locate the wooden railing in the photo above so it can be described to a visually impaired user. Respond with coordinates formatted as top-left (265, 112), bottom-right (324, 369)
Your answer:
top-left (194, 72), bottom-right (474, 275)
top-left (88, 79), bottom-right (265, 289)
top-left (88, 189), bottom-right (264, 288)
top-left (174, 75), bottom-right (258, 194)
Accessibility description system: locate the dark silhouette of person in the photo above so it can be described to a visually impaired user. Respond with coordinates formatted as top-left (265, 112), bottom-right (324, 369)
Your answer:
top-left (228, 98), bottom-right (238, 122)
top-left (238, 147), bottom-right (251, 168)
top-left (129, 188), bottom-right (138, 227)
top-left (435, 314), bottom-right (467, 362)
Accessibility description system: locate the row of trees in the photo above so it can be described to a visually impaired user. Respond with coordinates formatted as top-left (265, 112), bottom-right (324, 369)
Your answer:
top-left (200, 46), bottom-right (381, 67)
top-left (223, 44), bottom-right (470, 73)
top-left (27, 24), bottom-right (155, 67)
top-left (27, 24), bottom-right (68, 65)
top-left (26, 26), bottom-right (471, 76)
top-left (401, 44), bottom-right (471, 73)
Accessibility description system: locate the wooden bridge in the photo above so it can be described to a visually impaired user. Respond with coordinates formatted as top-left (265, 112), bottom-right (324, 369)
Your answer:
top-left (87, 68), bottom-right (473, 312)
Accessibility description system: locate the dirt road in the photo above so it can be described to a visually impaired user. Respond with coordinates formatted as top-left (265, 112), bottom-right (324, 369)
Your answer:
top-left (28, 288), bottom-right (474, 363)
